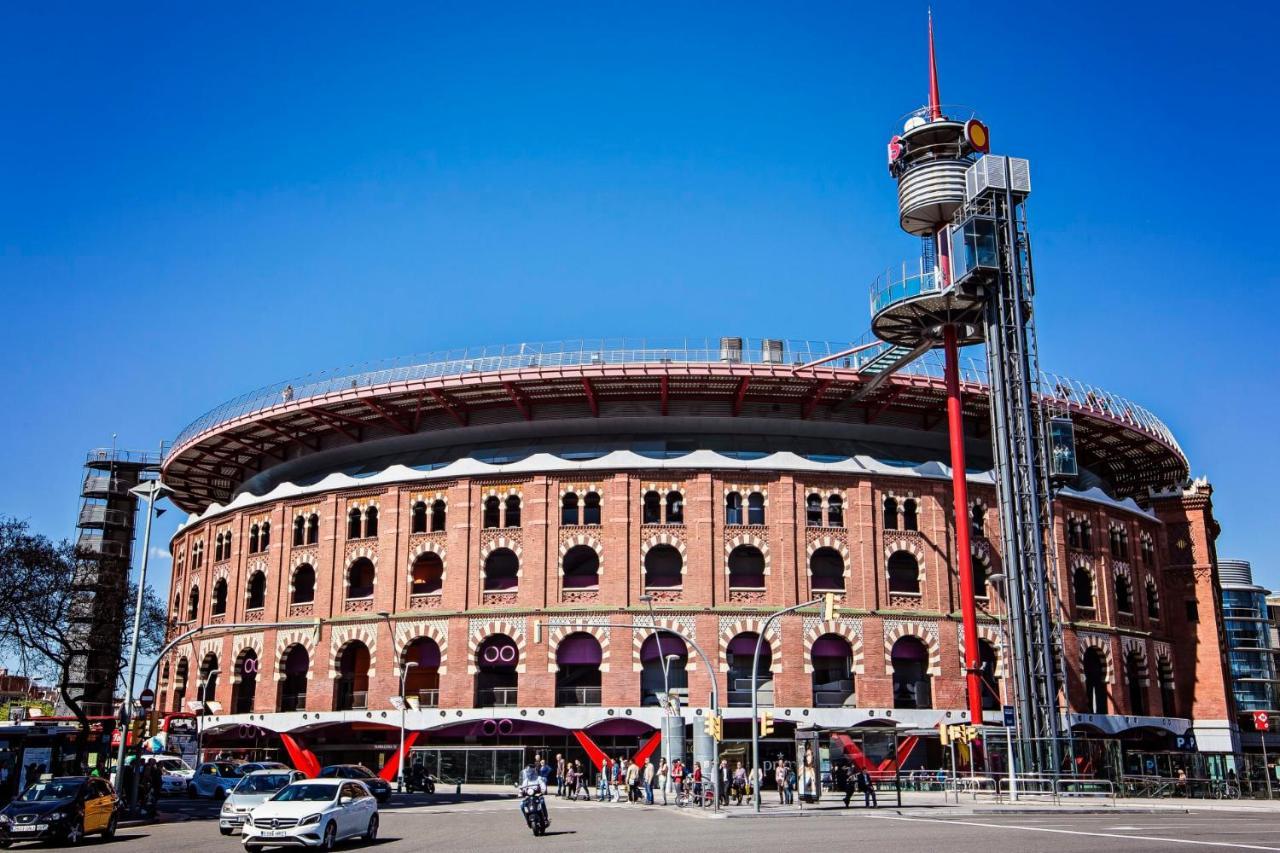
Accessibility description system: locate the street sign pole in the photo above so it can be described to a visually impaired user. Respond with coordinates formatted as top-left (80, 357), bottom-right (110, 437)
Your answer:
top-left (1003, 706), bottom-right (1018, 802)
top-left (1256, 712), bottom-right (1272, 800)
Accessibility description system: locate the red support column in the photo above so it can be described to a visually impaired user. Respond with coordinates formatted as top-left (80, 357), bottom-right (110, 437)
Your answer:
top-left (944, 324), bottom-right (984, 726)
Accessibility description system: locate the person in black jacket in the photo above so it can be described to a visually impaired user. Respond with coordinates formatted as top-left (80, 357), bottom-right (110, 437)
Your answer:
top-left (857, 767), bottom-right (877, 807)
top-left (838, 763), bottom-right (854, 807)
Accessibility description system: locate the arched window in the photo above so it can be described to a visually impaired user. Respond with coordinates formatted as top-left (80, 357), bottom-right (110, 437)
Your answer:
top-left (811, 634), bottom-right (854, 707)
top-left (747, 492), bottom-right (765, 526)
top-left (1119, 529), bottom-right (1129, 560)
top-left (971, 502), bottom-right (986, 538)
top-left (248, 524), bottom-right (260, 554)
top-left (306, 513), bottom-right (319, 545)
top-left (809, 547), bottom-right (844, 592)
top-left (430, 500), bottom-right (447, 532)
top-left (232, 649), bottom-right (258, 714)
top-left (173, 657), bottom-right (189, 712)
top-left (978, 640), bottom-right (1000, 710)
top-left (1073, 567), bottom-right (1094, 609)
top-left (475, 634), bottom-right (519, 707)
top-left (291, 564), bottom-right (316, 604)
top-left (644, 545), bottom-right (682, 588)
top-left (806, 494), bottom-right (823, 527)
top-left (1083, 647), bottom-right (1107, 714)
top-left (583, 492), bottom-right (601, 526)
top-left (402, 637), bottom-right (441, 707)
top-left (211, 579), bottom-right (228, 616)
top-left (561, 493), bottom-right (580, 526)
top-left (278, 645), bottom-right (309, 712)
top-left (293, 515), bottom-right (306, 547)
top-left (198, 653), bottom-right (219, 711)
top-left (666, 491), bottom-right (684, 524)
top-left (334, 642), bottom-right (370, 711)
top-left (1141, 535), bottom-right (1155, 566)
top-left (1158, 656), bottom-right (1176, 716)
top-left (260, 521), bottom-right (270, 551)
top-left (639, 633), bottom-right (688, 707)
top-left (1126, 650), bottom-right (1147, 715)
top-left (887, 551), bottom-right (920, 594)
top-left (364, 506), bottom-right (379, 538)
top-left (727, 545), bottom-right (765, 589)
top-left (504, 496), bottom-right (521, 528)
top-left (972, 555), bottom-right (990, 599)
top-left (411, 553), bottom-right (444, 595)
top-left (1115, 575), bottom-right (1133, 613)
top-left (1146, 578), bottom-right (1161, 618)
top-left (187, 585), bottom-right (200, 621)
top-left (883, 497), bottom-right (898, 530)
top-left (346, 558), bottom-right (375, 599)
top-left (827, 495), bottom-right (843, 527)
top-left (411, 501), bottom-right (428, 534)
top-left (347, 508), bottom-right (362, 539)
top-left (483, 548), bottom-right (519, 591)
top-left (483, 497), bottom-right (501, 529)
top-left (1067, 519), bottom-right (1080, 549)
top-left (891, 636), bottom-right (931, 709)
top-left (725, 492), bottom-right (743, 526)
top-left (173, 593), bottom-right (181, 617)
top-left (246, 571), bottom-right (266, 610)
top-left (214, 533), bottom-right (224, 562)
top-left (562, 545), bottom-right (600, 589)
top-left (902, 499), bottom-right (919, 532)
top-left (555, 632), bottom-right (603, 707)
top-left (642, 491), bottom-right (662, 525)
top-left (223, 531), bottom-right (232, 557)
top-left (1080, 520), bottom-right (1093, 550)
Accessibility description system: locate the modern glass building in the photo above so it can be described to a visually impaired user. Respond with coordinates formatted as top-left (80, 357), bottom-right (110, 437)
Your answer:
top-left (1220, 559), bottom-right (1279, 750)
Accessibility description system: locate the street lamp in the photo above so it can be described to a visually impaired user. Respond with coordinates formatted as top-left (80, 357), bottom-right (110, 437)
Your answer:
top-left (986, 573), bottom-right (1018, 801)
top-left (398, 661), bottom-right (419, 793)
top-left (195, 668), bottom-right (220, 766)
top-left (639, 594), bottom-right (673, 797)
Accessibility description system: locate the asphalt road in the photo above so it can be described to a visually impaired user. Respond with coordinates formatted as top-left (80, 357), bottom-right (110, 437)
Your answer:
top-left (18, 797), bottom-right (1280, 852)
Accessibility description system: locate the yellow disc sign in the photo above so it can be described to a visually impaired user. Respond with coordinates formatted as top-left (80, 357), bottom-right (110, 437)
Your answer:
top-left (965, 118), bottom-right (990, 153)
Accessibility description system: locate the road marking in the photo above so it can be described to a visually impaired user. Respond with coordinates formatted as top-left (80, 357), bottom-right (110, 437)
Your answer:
top-left (866, 813), bottom-right (1280, 851)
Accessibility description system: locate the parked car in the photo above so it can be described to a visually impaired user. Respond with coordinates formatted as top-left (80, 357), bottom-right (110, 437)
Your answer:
top-left (148, 756), bottom-right (196, 795)
top-left (241, 778), bottom-right (378, 851)
top-left (318, 765), bottom-right (392, 803)
top-left (189, 761), bottom-right (247, 799)
top-left (220, 770), bottom-right (307, 835)
top-left (240, 762), bottom-right (290, 775)
top-left (0, 776), bottom-right (118, 848)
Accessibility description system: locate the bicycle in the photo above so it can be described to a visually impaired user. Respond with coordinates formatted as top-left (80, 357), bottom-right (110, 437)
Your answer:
top-left (674, 780), bottom-right (715, 808)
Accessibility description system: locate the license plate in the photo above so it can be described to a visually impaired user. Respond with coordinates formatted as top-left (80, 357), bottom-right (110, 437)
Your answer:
top-left (262, 829), bottom-right (288, 837)
top-left (14, 825), bottom-right (45, 832)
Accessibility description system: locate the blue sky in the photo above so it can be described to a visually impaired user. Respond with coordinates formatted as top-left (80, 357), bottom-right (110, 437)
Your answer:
top-left (2, 0), bottom-right (1277, 622)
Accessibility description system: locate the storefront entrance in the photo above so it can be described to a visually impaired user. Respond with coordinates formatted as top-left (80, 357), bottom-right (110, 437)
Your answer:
top-left (409, 747), bottom-right (525, 786)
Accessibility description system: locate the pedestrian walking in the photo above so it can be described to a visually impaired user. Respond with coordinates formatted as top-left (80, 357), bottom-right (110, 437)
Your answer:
top-left (858, 767), bottom-right (877, 808)
top-left (657, 758), bottom-right (669, 805)
top-left (718, 759), bottom-right (730, 806)
top-left (643, 758), bottom-right (655, 805)
top-left (838, 763), bottom-right (854, 807)
top-left (556, 753), bottom-right (566, 798)
top-left (732, 762), bottom-right (746, 805)
top-left (598, 759), bottom-right (611, 801)
top-left (775, 761), bottom-right (787, 804)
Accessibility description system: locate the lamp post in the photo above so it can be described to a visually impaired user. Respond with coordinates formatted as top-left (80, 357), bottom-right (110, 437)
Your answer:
top-left (639, 594), bottom-right (673, 797)
top-left (987, 573), bottom-right (1018, 801)
top-left (114, 477), bottom-right (172, 808)
top-left (195, 668), bottom-right (220, 765)
top-left (398, 661), bottom-right (418, 793)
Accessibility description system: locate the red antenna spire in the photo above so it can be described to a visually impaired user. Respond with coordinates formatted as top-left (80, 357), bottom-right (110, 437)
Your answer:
top-left (928, 8), bottom-right (942, 120)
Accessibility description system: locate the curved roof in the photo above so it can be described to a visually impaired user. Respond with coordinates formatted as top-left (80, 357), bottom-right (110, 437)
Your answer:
top-left (162, 337), bottom-right (1188, 513)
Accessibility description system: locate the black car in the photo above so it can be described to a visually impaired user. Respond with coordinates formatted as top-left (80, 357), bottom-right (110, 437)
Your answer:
top-left (0, 776), bottom-right (119, 848)
top-left (318, 764), bottom-right (392, 802)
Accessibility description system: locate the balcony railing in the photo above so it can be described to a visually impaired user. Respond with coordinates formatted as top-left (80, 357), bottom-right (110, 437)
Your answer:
top-left (556, 686), bottom-right (602, 707)
top-left (476, 687), bottom-right (518, 707)
top-left (75, 535), bottom-right (128, 558)
top-left (78, 505), bottom-right (132, 528)
top-left (728, 678), bottom-right (774, 708)
top-left (279, 692), bottom-right (307, 712)
top-left (813, 680), bottom-right (856, 708)
top-left (416, 689), bottom-right (439, 708)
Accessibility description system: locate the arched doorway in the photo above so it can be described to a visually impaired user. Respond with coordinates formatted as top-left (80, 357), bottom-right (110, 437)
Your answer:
top-left (978, 640), bottom-right (1000, 711)
top-left (811, 634), bottom-right (854, 707)
top-left (727, 545), bottom-right (765, 589)
top-left (890, 637), bottom-right (931, 709)
top-left (555, 633), bottom-right (602, 706)
top-left (727, 633), bottom-right (772, 707)
top-left (232, 649), bottom-right (258, 714)
top-left (334, 641), bottom-right (370, 710)
top-left (483, 548), bottom-right (519, 591)
top-left (278, 646), bottom-right (309, 712)
top-left (639, 633), bottom-right (688, 707)
top-left (198, 653), bottom-right (220, 712)
top-left (644, 545), bottom-right (682, 588)
top-left (402, 637), bottom-right (441, 708)
top-left (411, 553), bottom-right (444, 595)
top-left (1083, 647), bottom-right (1107, 714)
top-left (562, 545), bottom-right (600, 589)
top-left (475, 635), bottom-right (519, 707)
top-left (809, 548), bottom-right (844, 592)
top-left (346, 558), bottom-right (375, 599)
top-left (1126, 650), bottom-right (1148, 715)
top-left (887, 552), bottom-right (920, 594)
top-left (173, 658), bottom-right (189, 712)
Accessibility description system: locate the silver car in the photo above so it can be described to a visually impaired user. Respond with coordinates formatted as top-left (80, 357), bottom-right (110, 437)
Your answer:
top-left (220, 770), bottom-right (306, 835)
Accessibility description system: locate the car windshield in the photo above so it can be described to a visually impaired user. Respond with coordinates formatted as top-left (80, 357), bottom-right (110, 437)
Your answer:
top-left (20, 781), bottom-right (82, 802)
top-left (235, 774), bottom-right (293, 794)
top-left (212, 763), bottom-right (244, 777)
top-left (157, 760), bottom-right (186, 772)
top-left (271, 784), bottom-right (337, 802)
top-left (347, 767), bottom-right (373, 778)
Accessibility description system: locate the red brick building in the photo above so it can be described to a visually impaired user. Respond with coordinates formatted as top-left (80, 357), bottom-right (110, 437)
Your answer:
top-left (155, 340), bottom-right (1234, 781)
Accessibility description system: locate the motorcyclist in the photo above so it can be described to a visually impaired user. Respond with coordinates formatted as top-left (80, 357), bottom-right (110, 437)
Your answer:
top-left (518, 764), bottom-right (549, 828)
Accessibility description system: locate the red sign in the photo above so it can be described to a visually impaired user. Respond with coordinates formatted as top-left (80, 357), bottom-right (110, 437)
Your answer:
top-left (1254, 711), bottom-right (1270, 731)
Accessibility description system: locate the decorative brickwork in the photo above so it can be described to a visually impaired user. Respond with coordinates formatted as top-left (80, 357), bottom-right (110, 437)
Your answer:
top-left (800, 617), bottom-right (864, 674)
top-left (882, 620), bottom-right (942, 675)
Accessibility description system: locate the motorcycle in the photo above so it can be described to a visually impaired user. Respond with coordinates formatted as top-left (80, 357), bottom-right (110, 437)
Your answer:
top-left (519, 785), bottom-right (549, 837)
top-left (405, 765), bottom-right (436, 795)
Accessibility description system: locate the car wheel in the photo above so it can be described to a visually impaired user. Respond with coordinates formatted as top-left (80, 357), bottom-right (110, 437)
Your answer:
top-left (103, 813), bottom-right (118, 839)
top-left (320, 821), bottom-right (337, 851)
top-left (65, 817), bottom-right (85, 846)
top-left (219, 827), bottom-right (233, 836)
top-left (365, 813), bottom-right (379, 841)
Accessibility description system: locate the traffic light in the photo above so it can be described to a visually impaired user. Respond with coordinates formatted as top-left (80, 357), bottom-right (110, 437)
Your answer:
top-left (823, 592), bottom-right (836, 621)
top-left (704, 713), bottom-right (723, 741)
top-left (939, 723), bottom-right (952, 746)
top-left (759, 710), bottom-right (774, 738)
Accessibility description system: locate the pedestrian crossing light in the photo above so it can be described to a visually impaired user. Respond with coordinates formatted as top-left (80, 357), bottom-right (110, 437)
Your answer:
top-left (759, 710), bottom-right (774, 738)
top-left (704, 713), bottom-right (723, 741)
top-left (823, 592), bottom-right (836, 621)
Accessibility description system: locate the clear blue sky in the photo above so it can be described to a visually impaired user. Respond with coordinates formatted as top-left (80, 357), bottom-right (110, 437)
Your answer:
top-left (2, 0), bottom-right (1277, 615)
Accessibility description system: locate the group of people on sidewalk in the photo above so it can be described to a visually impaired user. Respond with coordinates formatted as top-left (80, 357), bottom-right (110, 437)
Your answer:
top-left (529, 752), bottom-right (877, 808)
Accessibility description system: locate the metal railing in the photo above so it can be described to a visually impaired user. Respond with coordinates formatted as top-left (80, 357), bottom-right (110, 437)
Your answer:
top-left (476, 687), bottom-right (518, 707)
top-left (82, 475), bottom-right (134, 496)
top-left (279, 692), bottom-right (307, 712)
top-left (85, 448), bottom-right (164, 467)
top-left (812, 688), bottom-right (855, 708)
top-left (78, 505), bottom-right (132, 528)
top-left (165, 337), bottom-right (1185, 463)
top-left (416, 689), bottom-right (439, 708)
top-left (555, 686), bottom-right (602, 707)
top-left (76, 535), bottom-right (128, 558)
top-left (870, 261), bottom-right (944, 317)
top-left (993, 775), bottom-right (1116, 804)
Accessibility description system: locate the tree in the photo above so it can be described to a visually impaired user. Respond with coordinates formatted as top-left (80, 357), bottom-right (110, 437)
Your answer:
top-left (0, 517), bottom-right (166, 763)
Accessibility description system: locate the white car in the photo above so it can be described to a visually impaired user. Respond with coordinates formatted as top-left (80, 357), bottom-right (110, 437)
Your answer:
top-left (220, 770), bottom-right (306, 835)
top-left (242, 778), bottom-right (378, 851)
top-left (149, 757), bottom-right (195, 795)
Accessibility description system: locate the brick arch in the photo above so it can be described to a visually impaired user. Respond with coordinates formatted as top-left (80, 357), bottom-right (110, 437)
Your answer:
top-left (394, 620), bottom-right (449, 676)
top-left (482, 486), bottom-right (523, 499)
top-left (211, 564), bottom-right (231, 584)
top-left (467, 620), bottom-right (528, 675)
top-left (724, 533), bottom-right (771, 576)
top-left (328, 623), bottom-right (379, 679)
top-left (229, 634), bottom-right (265, 684)
top-left (479, 537), bottom-right (523, 561)
top-left (558, 535), bottom-right (604, 574)
top-left (631, 617), bottom-right (698, 672)
top-left (546, 620), bottom-right (611, 673)
top-left (1077, 632), bottom-right (1114, 684)
top-left (346, 546), bottom-right (378, 566)
top-left (718, 618), bottom-right (783, 673)
top-left (802, 621), bottom-right (864, 675)
top-left (957, 624), bottom-right (1007, 677)
top-left (883, 538), bottom-right (924, 562)
top-left (806, 536), bottom-right (850, 562)
top-left (406, 542), bottom-right (448, 581)
top-left (1110, 559), bottom-right (1132, 581)
top-left (1121, 636), bottom-right (1150, 686)
top-left (274, 628), bottom-right (318, 683)
top-left (641, 533), bottom-right (687, 560)
top-left (882, 622), bottom-right (942, 676)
